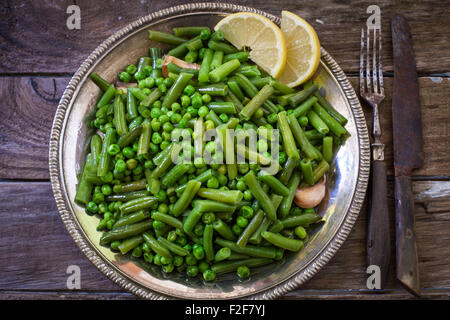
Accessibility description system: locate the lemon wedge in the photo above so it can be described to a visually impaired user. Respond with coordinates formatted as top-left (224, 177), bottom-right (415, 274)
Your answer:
top-left (214, 12), bottom-right (287, 78)
top-left (277, 11), bottom-right (321, 87)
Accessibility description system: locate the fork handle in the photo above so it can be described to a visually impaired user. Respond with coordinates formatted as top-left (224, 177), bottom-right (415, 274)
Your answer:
top-left (367, 160), bottom-right (391, 288)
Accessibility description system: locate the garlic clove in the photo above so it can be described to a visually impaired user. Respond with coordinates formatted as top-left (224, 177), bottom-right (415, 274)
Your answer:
top-left (294, 176), bottom-right (327, 208)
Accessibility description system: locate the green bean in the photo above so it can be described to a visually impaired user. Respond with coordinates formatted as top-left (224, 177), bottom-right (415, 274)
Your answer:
top-left (141, 88), bottom-right (163, 107)
top-left (305, 129), bottom-right (325, 141)
top-left (268, 219), bottom-right (284, 233)
top-left (149, 47), bottom-right (163, 69)
top-left (137, 57), bottom-right (151, 74)
top-left (142, 232), bottom-right (172, 258)
top-left (227, 252), bottom-right (251, 260)
top-left (258, 172), bottom-right (290, 196)
top-left (249, 76), bottom-right (271, 89)
top-left (225, 117), bottom-right (240, 129)
top-left (118, 235), bottom-right (144, 254)
top-left (208, 40), bottom-right (238, 54)
top-left (278, 111), bottom-right (300, 161)
top-left (211, 258), bottom-right (273, 275)
top-left (186, 38), bottom-right (204, 51)
top-left (233, 65), bottom-right (261, 78)
top-left (261, 231), bottom-right (304, 252)
top-left (198, 83), bottom-right (228, 96)
top-left (287, 84), bottom-right (318, 107)
top-left (198, 48), bottom-right (213, 83)
top-left (308, 110), bottom-right (329, 135)
top-left (173, 26), bottom-right (210, 37)
top-left (278, 157), bottom-right (297, 185)
top-left (204, 224), bottom-right (215, 262)
top-left (152, 147), bottom-right (174, 179)
top-left (90, 134), bottom-right (103, 161)
top-left (91, 73), bottom-right (111, 92)
top-left (113, 210), bottom-right (150, 229)
top-left (75, 154), bottom-right (96, 205)
top-left (205, 109), bottom-right (222, 127)
top-left (151, 211), bottom-right (183, 230)
top-left (291, 96), bottom-right (318, 118)
top-left (236, 146), bottom-right (273, 167)
top-left (216, 124), bottom-right (238, 180)
top-left (269, 79), bottom-right (295, 95)
top-left (224, 90), bottom-right (245, 114)
top-left (114, 179), bottom-right (147, 193)
top-left (214, 247), bottom-right (231, 262)
top-left (152, 143), bottom-right (174, 166)
top-left (161, 163), bottom-right (190, 187)
top-left (239, 84), bottom-right (274, 121)
top-left (106, 190), bottom-right (149, 202)
top-left (243, 171), bottom-right (276, 221)
top-left (322, 136), bottom-right (333, 163)
top-left (175, 169), bottom-right (214, 196)
top-left (236, 210), bottom-right (264, 247)
top-left (314, 92), bottom-right (348, 125)
top-left (278, 171), bottom-right (301, 218)
top-left (277, 93), bottom-right (295, 107)
top-left (208, 101), bottom-right (236, 114)
top-left (312, 159), bottom-right (329, 184)
top-left (210, 50), bottom-right (224, 69)
top-left (158, 236), bottom-right (189, 256)
top-left (193, 200), bottom-right (237, 213)
top-left (129, 87), bottom-right (148, 101)
top-left (97, 85), bottom-right (115, 108)
top-left (227, 80), bottom-right (245, 101)
top-left (168, 35), bottom-right (202, 57)
top-left (287, 114), bottom-right (322, 160)
top-left (197, 188), bottom-right (243, 204)
top-left (224, 51), bottom-right (249, 63)
top-left (126, 88), bottom-right (139, 120)
top-left (117, 125), bottom-right (142, 148)
top-left (281, 213), bottom-right (322, 229)
top-left (233, 74), bottom-right (276, 113)
top-left (300, 158), bottom-right (314, 185)
top-left (97, 127), bottom-right (116, 177)
top-left (173, 180), bottom-right (201, 217)
top-left (313, 102), bottom-right (347, 137)
top-left (213, 219), bottom-right (236, 241)
top-left (215, 238), bottom-right (282, 260)
top-left (162, 72), bottom-right (194, 108)
top-left (148, 30), bottom-right (186, 45)
top-left (119, 196), bottom-right (158, 214)
top-left (249, 194), bottom-right (283, 245)
top-left (100, 220), bottom-right (153, 245)
top-left (183, 207), bottom-right (202, 233)
top-left (137, 120), bottom-right (151, 156)
top-left (209, 59), bottom-right (241, 83)
top-left (166, 63), bottom-right (199, 77)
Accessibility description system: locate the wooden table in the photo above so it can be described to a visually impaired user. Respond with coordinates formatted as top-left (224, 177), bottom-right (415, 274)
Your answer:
top-left (1, 0), bottom-right (449, 300)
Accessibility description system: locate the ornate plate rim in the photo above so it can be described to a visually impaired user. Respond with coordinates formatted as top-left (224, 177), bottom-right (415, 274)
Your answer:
top-left (49, 2), bottom-right (370, 300)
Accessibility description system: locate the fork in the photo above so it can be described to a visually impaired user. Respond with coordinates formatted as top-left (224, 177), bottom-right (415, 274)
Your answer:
top-left (360, 25), bottom-right (391, 289)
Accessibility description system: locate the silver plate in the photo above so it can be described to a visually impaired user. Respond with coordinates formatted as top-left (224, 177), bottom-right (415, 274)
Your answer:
top-left (49, 3), bottom-right (370, 299)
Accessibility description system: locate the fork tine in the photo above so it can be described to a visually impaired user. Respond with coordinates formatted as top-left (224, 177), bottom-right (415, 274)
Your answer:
top-left (359, 28), bottom-right (365, 95)
top-left (378, 27), bottom-right (384, 96)
top-left (366, 25), bottom-right (372, 92)
top-left (372, 28), bottom-right (378, 94)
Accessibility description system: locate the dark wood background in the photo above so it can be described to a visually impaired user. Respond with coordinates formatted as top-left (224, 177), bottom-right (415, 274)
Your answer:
top-left (1, 0), bottom-right (449, 300)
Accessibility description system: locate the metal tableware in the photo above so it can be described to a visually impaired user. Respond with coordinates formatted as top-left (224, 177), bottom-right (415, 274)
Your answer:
top-left (49, 3), bottom-right (370, 299)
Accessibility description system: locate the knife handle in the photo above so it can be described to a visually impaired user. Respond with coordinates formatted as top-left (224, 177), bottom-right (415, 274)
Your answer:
top-left (367, 160), bottom-right (391, 288)
top-left (395, 175), bottom-right (421, 296)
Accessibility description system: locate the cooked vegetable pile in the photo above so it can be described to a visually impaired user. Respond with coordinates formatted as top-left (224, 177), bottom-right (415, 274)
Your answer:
top-left (75, 26), bottom-right (349, 282)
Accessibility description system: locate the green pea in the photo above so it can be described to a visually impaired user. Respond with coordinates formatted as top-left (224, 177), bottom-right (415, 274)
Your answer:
top-left (180, 95), bottom-right (191, 108)
top-left (185, 254), bottom-right (197, 266)
top-left (167, 230), bottom-right (177, 242)
top-left (237, 265), bottom-right (250, 279)
top-left (198, 261), bottom-right (209, 273)
top-left (198, 106), bottom-right (209, 118)
top-left (98, 202), bottom-right (108, 214)
top-left (194, 223), bottom-right (204, 237)
top-left (131, 246), bottom-right (142, 258)
top-left (101, 184), bottom-right (112, 196)
top-left (110, 240), bottom-right (121, 250)
top-left (240, 206), bottom-right (254, 219)
top-left (186, 265), bottom-right (199, 277)
top-left (295, 226), bottom-right (307, 239)
top-left (243, 189), bottom-right (253, 201)
top-left (107, 144), bottom-right (120, 155)
top-left (232, 224), bottom-right (242, 235)
top-left (236, 216), bottom-right (249, 228)
top-left (183, 84), bottom-right (195, 96)
top-left (193, 245), bottom-right (205, 260)
top-left (219, 113), bottom-right (229, 123)
top-left (217, 174), bottom-right (228, 186)
top-left (202, 212), bottom-right (216, 224)
top-left (267, 113), bottom-right (278, 124)
top-left (207, 177), bottom-right (220, 189)
top-left (119, 71), bottom-right (131, 83)
top-left (173, 255), bottom-right (184, 267)
top-left (92, 192), bottom-right (105, 204)
top-left (122, 147), bottom-right (135, 159)
top-left (236, 179), bottom-right (247, 191)
top-left (160, 256), bottom-right (173, 265)
top-left (86, 201), bottom-right (98, 213)
top-left (203, 269), bottom-right (216, 282)
top-left (125, 64), bottom-right (137, 74)
top-left (143, 252), bottom-right (154, 263)
top-left (201, 94), bottom-right (212, 104)
top-left (152, 132), bottom-right (163, 144)
top-left (152, 220), bottom-right (166, 230)
top-left (153, 254), bottom-right (162, 266)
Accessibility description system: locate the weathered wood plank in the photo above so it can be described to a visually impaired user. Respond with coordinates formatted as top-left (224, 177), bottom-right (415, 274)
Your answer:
top-left (0, 0), bottom-right (449, 74)
top-left (1, 76), bottom-right (448, 180)
top-left (1, 180), bottom-right (449, 296)
top-left (0, 77), bottom-right (69, 179)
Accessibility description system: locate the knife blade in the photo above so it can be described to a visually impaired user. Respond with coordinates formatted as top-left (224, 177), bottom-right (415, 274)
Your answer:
top-left (391, 14), bottom-right (423, 296)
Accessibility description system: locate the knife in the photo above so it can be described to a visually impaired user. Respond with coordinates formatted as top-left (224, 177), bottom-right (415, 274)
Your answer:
top-left (391, 14), bottom-right (423, 296)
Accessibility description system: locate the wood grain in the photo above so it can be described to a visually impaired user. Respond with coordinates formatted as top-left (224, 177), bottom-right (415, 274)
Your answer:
top-left (1, 180), bottom-right (448, 297)
top-left (1, 76), bottom-right (448, 180)
top-left (0, 0), bottom-right (449, 74)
